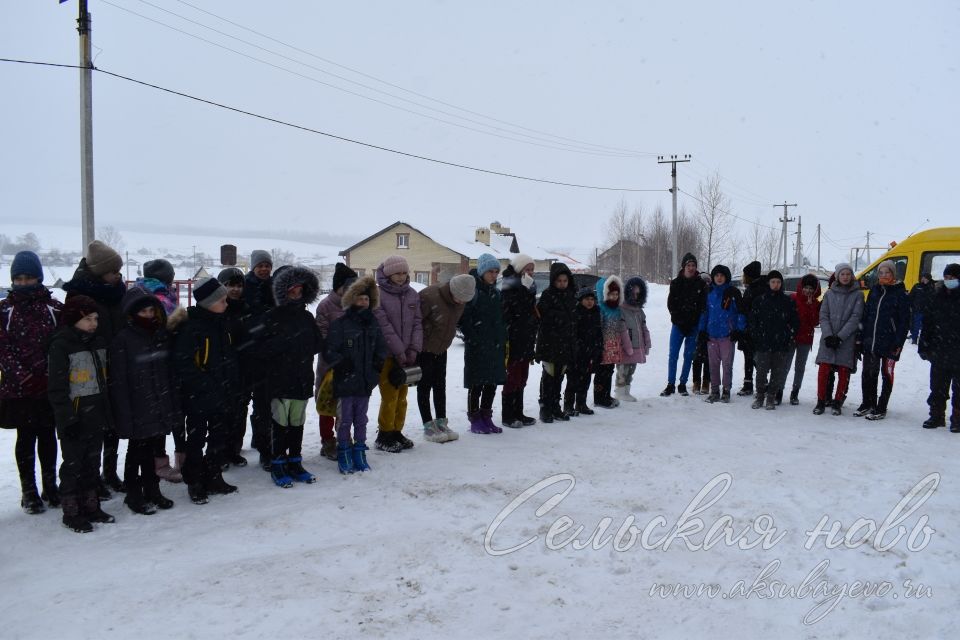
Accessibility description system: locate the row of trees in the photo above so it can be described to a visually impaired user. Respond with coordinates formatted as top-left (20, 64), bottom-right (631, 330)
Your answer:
top-left (596, 172), bottom-right (808, 283)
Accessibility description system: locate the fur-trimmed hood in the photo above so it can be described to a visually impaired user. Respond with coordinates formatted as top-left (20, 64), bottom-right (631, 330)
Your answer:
top-left (596, 275), bottom-right (624, 321)
top-left (272, 265), bottom-right (320, 306)
top-left (624, 276), bottom-right (647, 308)
top-left (341, 275), bottom-right (380, 310)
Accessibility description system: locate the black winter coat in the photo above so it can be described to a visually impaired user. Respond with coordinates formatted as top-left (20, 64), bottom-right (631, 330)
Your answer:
top-left (861, 282), bottom-right (910, 360)
top-left (47, 326), bottom-right (111, 437)
top-left (257, 303), bottom-right (324, 400)
top-left (667, 272), bottom-right (708, 334)
top-left (500, 265), bottom-right (539, 362)
top-left (748, 289), bottom-right (800, 353)
top-left (325, 307), bottom-right (388, 398)
top-left (534, 264), bottom-right (578, 365)
top-left (919, 285), bottom-right (960, 368)
top-left (739, 276), bottom-right (770, 351)
top-left (62, 259), bottom-right (127, 341)
top-left (243, 271), bottom-right (275, 316)
top-left (573, 303), bottom-right (603, 368)
top-left (459, 270), bottom-right (506, 387)
top-left (909, 281), bottom-right (935, 317)
top-left (173, 306), bottom-right (240, 416)
top-left (108, 291), bottom-right (181, 440)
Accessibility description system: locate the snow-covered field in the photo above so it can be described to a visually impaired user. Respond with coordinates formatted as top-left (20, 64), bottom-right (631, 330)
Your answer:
top-left (1, 283), bottom-right (957, 639)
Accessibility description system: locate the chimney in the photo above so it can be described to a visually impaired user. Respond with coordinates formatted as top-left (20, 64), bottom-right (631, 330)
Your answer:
top-left (475, 227), bottom-right (491, 246)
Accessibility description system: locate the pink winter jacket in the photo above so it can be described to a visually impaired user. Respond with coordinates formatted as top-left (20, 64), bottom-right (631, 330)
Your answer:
top-left (619, 304), bottom-right (652, 365)
top-left (314, 290), bottom-right (345, 384)
top-left (374, 265), bottom-right (423, 366)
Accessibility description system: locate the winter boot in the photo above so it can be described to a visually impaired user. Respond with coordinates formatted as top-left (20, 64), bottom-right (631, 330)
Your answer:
top-left (595, 396), bottom-right (619, 408)
top-left (227, 453), bottom-right (248, 467)
top-left (469, 412), bottom-right (491, 434)
top-left (775, 390), bottom-right (783, 405)
top-left (424, 420), bottom-right (446, 443)
top-left (96, 479), bottom-right (112, 501)
top-left (270, 458), bottom-right (294, 488)
top-left (61, 494), bottom-right (92, 533)
top-left (173, 451), bottom-right (187, 479)
top-left (922, 416), bottom-right (945, 429)
top-left (575, 401), bottom-right (594, 416)
top-left (188, 484), bottom-right (209, 504)
top-left (20, 487), bottom-right (45, 515)
top-left (144, 482), bottom-right (174, 509)
top-left (563, 396), bottom-right (578, 418)
top-left (286, 456), bottom-right (316, 483)
top-left (789, 389), bottom-right (800, 406)
top-left (501, 392), bottom-right (518, 428)
top-left (705, 389), bottom-right (720, 404)
top-left (691, 378), bottom-right (702, 395)
top-left (751, 395), bottom-right (764, 410)
top-left (155, 455), bottom-right (183, 483)
top-left (765, 394), bottom-right (777, 410)
top-left (515, 390), bottom-right (537, 426)
top-left (352, 442), bottom-right (371, 472)
top-left (206, 471), bottom-right (239, 495)
top-left (481, 410), bottom-right (503, 433)
top-left (700, 380), bottom-right (711, 395)
top-left (124, 479), bottom-right (157, 515)
top-left (437, 418), bottom-right (459, 441)
top-left (831, 400), bottom-right (844, 416)
top-left (677, 383), bottom-right (689, 397)
top-left (336, 444), bottom-right (355, 474)
top-left (375, 431), bottom-right (404, 453)
top-left (82, 490), bottom-right (115, 523)
top-left (538, 405), bottom-right (555, 424)
top-left (950, 420), bottom-right (960, 434)
top-left (720, 389), bottom-right (731, 403)
top-left (853, 403), bottom-right (873, 418)
top-left (101, 454), bottom-right (126, 494)
top-left (865, 410), bottom-right (887, 421)
top-left (615, 385), bottom-right (637, 403)
top-left (40, 473), bottom-right (61, 508)
top-left (737, 380), bottom-right (754, 397)
top-left (813, 400), bottom-right (827, 415)
top-left (258, 450), bottom-right (272, 472)
top-left (320, 439), bottom-right (338, 461)
top-left (551, 404), bottom-right (570, 422)
top-left (659, 383), bottom-right (675, 397)
top-left (396, 431), bottom-right (415, 449)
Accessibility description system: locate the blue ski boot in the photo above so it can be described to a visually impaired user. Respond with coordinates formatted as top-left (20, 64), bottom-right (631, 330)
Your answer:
top-left (270, 458), bottom-right (293, 488)
top-left (337, 444), bottom-right (355, 474)
top-left (286, 456), bottom-right (317, 484)
top-left (352, 442), bottom-right (370, 472)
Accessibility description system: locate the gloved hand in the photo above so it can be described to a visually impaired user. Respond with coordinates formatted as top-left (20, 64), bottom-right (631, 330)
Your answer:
top-left (729, 330), bottom-right (745, 343)
top-left (388, 364), bottom-right (407, 387)
top-left (405, 349), bottom-right (419, 367)
top-left (824, 335), bottom-right (842, 349)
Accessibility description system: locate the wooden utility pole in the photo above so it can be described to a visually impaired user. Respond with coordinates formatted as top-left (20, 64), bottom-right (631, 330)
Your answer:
top-left (658, 154), bottom-right (691, 276)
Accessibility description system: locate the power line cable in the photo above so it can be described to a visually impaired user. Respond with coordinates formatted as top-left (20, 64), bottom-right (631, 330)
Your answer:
top-left (0, 57), bottom-right (665, 193)
top-left (677, 187), bottom-right (780, 230)
top-left (169, 0), bottom-right (656, 158)
top-left (104, 0), bottom-right (642, 159)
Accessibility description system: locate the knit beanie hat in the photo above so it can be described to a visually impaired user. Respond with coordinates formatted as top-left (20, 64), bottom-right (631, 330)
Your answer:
top-left (11, 251), bottom-right (43, 282)
top-left (332, 262), bottom-right (359, 292)
top-left (217, 267), bottom-right (244, 286)
top-left (743, 261), bottom-right (762, 280)
top-left (143, 259), bottom-right (175, 285)
top-left (381, 255), bottom-right (409, 277)
top-left (477, 253), bottom-right (500, 276)
top-left (449, 274), bottom-right (476, 303)
top-left (711, 264), bottom-right (733, 282)
top-left (250, 250), bottom-right (273, 270)
top-left (767, 269), bottom-right (784, 283)
top-left (62, 295), bottom-right (99, 326)
top-left (576, 286), bottom-right (596, 301)
top-left (194, 277), bottom-right (228, 310)
top-left (943, 263), bottom-right (960, 279)
top-left (86, 240), bottom-right (123, 276)
top-left (801, 274), bottom-right (818, 289)
top-left (681, 253), bottom-right (698, 269)
top-left (510, 253), bottom-right (535, 272)
top-left (835, 262), bottom-right (854, 278)
top-left (878, 260), bottom-right (896, 276)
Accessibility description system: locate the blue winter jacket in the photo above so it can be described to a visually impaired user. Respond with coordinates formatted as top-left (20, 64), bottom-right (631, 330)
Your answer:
top-left (861, 282), bottom-right (910, 360)
top-left (699, 282), bottom-right (746, 339)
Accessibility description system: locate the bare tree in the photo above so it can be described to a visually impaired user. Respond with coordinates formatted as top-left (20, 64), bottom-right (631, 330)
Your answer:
top-left (271, 248), bottom-right (296, 267)
top-left (695, 172), bottom-right (733, 270)
top-left (97, 225), bottom-right (125, 251)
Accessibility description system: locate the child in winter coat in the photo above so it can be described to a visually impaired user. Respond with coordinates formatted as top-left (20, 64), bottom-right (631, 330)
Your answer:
top-left (314, 263), bottom-right (358, 461)
top-left (563, 286), bottom-right (603, 416)
top-left (242, 249), bottom-right (275, 470)
top-left (813, 263), bottom-right (865, 416)
top-left (47, 295), bottom-right (115, 533)
top-left (699, 265), bottom-right (746, 403)
top-left (216, 267), bottom-right (254, 469)
top-left (787, 274), bottom-right (822, 405)
top-left (663, 253), bottom-right (708, 396)
top-left (109, 290), bottom-right (179, 514)
top-left (459, 254), bottom-right (507, 433)
top-left (919, 263), bottom-right (960, 431)
top-left (499, 254), bottom-right (539, 427)
top-left (615, 276), bottom-right (652, 403)
top-left (62, 241), bottom-right (127, 496)
top-left (535, 262), bottom-right (579, 423)
top-left (747, 270), bottom-right (800, 410)
top-left (134, 258), bottom-right (188, 484)
top-left (737, 260), bottom-right (768, 397)
top-left (418, 274), bottom-right (476, 439)
top-left (854, 260), bottom-right (911, 420)
top-left (373, 256), bottom-right (424, 452)
top-left (257, 266), bottom-right (324, 487)
top-left (594, 276), bottom-right (633, 408)
top-left (173, 278), bottom-right (240, 504)
top-left (690, 272), bottom-right (713, 395)
top-left (0, 251), bottom-right (63, 514)
top-left (325, 276), bottom-right (388, 473)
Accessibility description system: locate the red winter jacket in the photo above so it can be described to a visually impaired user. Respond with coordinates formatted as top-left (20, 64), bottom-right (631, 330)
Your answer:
top-left (791, 279), bottom-right (822, 346)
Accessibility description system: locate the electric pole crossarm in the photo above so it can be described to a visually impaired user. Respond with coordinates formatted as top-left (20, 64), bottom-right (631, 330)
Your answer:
top-left (658, 154), bottom-right (691, 276)
top-left (773, 201), bottom-right (797, 271)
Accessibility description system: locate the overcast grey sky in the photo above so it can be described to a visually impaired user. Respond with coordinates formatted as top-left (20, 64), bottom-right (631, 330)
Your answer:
top-left (2, 1), bottom-right (957, 267)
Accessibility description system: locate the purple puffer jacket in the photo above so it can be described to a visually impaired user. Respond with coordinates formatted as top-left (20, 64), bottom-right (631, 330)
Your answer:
top-left (374, 265), bottom-right (423, 366)
top-left (314, 290), bottom-right (345, 384)
top-left (0, 287), bottom-right (63, 399)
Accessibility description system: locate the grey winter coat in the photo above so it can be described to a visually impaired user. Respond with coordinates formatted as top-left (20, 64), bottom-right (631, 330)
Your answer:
top-left (815, 281), bottom-right (864, 369)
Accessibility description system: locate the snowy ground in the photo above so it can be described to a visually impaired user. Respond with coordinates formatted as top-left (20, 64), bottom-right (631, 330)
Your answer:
top-left (1, 283), bottom-right (957, 639)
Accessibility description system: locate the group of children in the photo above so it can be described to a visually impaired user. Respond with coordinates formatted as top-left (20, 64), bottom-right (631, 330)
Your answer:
top-left (3, 241), bottom-right (958, 533)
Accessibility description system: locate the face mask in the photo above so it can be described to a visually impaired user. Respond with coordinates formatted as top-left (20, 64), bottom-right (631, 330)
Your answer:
top-left (521, 273), bottom-right (534, 289)
top-left (945, 278), bottom-right (959, 290)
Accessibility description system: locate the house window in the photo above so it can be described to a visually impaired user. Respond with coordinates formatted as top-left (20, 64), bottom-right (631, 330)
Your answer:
top-left (397, 233), bottom-right (410, 249)
top-left (415, 271), bottom-right (430, 285)
top-left (355, 268), bottom-right (365, 276)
